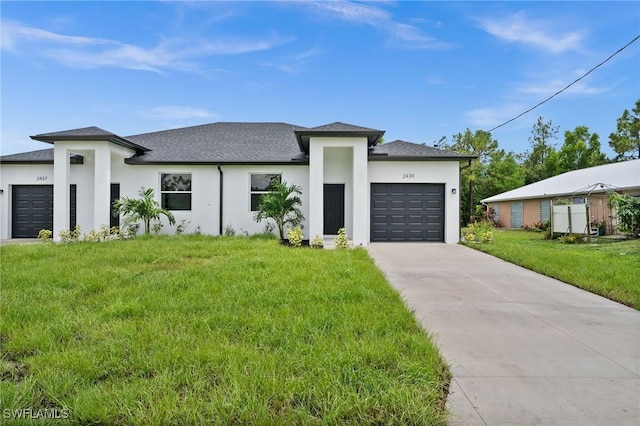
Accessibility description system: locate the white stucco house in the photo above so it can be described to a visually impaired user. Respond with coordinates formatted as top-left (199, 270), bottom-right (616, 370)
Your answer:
top-left (0, 122), bottom-right (474, 243)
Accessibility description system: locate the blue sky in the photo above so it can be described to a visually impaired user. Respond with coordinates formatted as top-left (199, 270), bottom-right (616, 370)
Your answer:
top-left (2, 1), bottom-right (639, 157)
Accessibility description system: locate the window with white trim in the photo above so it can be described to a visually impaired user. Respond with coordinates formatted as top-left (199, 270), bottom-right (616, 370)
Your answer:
top-left (161, 173), bottom-right (192, 211)
top-left (250, 173), bottom-right (281, 211)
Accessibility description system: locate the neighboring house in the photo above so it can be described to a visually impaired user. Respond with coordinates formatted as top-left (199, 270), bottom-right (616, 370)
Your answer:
top-left (481, 159), bottom-right (640, 231)
top-left (0, 122), bottom-right (475, 243)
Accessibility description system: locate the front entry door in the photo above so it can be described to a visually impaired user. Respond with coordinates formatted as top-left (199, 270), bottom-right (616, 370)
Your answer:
top-left (323, 184), bottom-right (344, 235)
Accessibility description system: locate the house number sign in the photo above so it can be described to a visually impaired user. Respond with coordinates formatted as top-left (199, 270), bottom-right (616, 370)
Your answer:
top-left (402, 173), bottom-right (415, 179)
top-left (36, 176), bottom-right (48, 181)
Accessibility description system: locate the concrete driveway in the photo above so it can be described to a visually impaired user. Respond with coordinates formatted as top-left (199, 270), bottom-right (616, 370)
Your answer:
top-left (368, 243), bottom-right (640, 426)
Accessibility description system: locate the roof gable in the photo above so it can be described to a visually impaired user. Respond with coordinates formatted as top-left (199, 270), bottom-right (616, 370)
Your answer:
top-left (31, 126), bottom-right (149, 153)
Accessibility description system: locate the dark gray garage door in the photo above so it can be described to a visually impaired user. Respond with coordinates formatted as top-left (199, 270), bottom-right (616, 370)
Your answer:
top-left (11, 185), bottom-right (76, 238)
top-left (12, 185), bottom-right (54, 238)
top-left (371, 183), bottom-right (445, 242)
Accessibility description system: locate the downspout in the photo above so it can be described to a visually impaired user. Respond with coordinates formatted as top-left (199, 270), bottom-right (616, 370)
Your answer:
top-left (217, 165), bottom-right (223, 235)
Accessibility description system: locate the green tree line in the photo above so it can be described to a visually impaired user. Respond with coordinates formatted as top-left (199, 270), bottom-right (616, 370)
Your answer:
top-left (440, 99), bottom-right (639, 225)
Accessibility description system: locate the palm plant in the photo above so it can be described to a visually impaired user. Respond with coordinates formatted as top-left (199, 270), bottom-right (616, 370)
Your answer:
top-left (253, 180), bottom-right (304, 240)
top-left (113, 187), bottom-right (175, 235)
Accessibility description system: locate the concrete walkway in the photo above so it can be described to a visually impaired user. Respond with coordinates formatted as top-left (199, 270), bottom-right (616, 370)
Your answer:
top-left (368, 243), bottom-right (640, 426)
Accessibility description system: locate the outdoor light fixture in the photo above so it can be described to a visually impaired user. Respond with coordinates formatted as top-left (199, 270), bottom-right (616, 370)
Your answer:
top-left (451, 188), bottom-right (456, 194)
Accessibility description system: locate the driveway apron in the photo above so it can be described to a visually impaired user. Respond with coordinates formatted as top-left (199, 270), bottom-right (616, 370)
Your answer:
top-left (367, 243), bottom-right (640, 426)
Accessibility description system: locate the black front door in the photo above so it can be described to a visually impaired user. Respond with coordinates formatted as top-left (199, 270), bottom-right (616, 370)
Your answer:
top-left (323, 184), bottom-right (344, 235)
top-left (110, 184), bottom-right (120, 228)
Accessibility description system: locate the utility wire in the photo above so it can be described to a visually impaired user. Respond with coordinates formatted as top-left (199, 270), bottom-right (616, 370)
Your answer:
top-left (488, 34), bottom-right (640, 133)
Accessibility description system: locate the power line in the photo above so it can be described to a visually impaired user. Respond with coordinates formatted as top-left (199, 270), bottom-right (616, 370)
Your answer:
top-left (488, 34), bottom-right (640, 133)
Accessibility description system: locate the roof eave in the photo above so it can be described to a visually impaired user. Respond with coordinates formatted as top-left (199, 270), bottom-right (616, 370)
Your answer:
top-left (295, 129), bottom-right (385, 154)
top-left (368, 155), bottom-right (477, 162)
top-left (124, 158), bottom-right (310, 166)
top-left (30, 134), bottom-right (150, 153)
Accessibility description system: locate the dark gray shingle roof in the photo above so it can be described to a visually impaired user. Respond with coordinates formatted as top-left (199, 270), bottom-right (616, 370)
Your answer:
top-left (305, 122), bottom-right (384, 133)
top-left (33, 126), bottom-right (118, 138)
top-left (6, 123), bottom-right (474, 165)
top-left (369, 140), bottom-right (476, 161)
top-left (31, 126), bottom-right (149, 153)
top-left (125, 122), bottom-right (308, 164)
top-left (0, 148), bottom-right (83, 164)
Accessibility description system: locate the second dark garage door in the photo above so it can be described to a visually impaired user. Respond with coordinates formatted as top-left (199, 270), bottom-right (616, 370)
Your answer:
top-left (370, 183), bottom-right (444, 242)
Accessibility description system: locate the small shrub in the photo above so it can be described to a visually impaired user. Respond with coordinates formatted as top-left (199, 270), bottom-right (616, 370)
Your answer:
top-left (175, 220), bottom-right (190, 235)
top-left (194, 225), bottom-right (202, 235)
top-left (152, 221), bottom-right (164, 234)
top-left (463, 222), bottom-right (494, 244)
top-left (122, 224), bottom-right (139, 239)
top-left (59, 225), bottom-right (81, 243)
top-left (110, 226), bottom-right (120, 237)
top-left (38, 229), bottom-right (52, 240)
top-left (525, 220), bottom-right (550, 232)
top-left (335, 228), bottom-right (349, 249)
top-left (558, 234), bottom-right (583, 244)
top-left (310, 235), bottom-right (324, 249)
top-left (287, 227), bottom-right (303, 247)
top-left (224, 225), bottom-right (236, 237)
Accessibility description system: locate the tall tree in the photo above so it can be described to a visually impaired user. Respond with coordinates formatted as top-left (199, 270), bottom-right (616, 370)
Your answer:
top-left (609, 99), bottom-right (640, 160)
top-left (481, 149), bottom-right (525, 199)
top-left (558, 126), bottom-right (608, 173)
top-left (522, 116), bottom-right (560, 184)
top-left (442, 129), bottom-right (498, 224)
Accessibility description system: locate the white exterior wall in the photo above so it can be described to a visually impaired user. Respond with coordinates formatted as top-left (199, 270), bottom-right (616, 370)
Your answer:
top-left (323, 147), bottom-right (354, 236)
top-left (368, 160), bottom-right (461, 244)
top-left (112, 162), bottom-right (220, 235)
top-left (221, 165), bottom-right (309, 237)
top-left (1, 144), bottom-right (462, 244)
top-left (113, 162), bottom-right (309, 237)
top-left (0, 161), bottom-right (94, 239)
top-left (308, 136), bottom-right (369, 245)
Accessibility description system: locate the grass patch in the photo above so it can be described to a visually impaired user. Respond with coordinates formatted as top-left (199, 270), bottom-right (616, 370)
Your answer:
top-left (0, 235), bottom-right (450, 424)
top-left (464, 230), bottom-right (640, 309)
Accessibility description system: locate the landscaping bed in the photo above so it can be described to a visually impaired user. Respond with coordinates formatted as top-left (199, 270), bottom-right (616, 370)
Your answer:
top-left (0, 235), bottom-right (450, 424)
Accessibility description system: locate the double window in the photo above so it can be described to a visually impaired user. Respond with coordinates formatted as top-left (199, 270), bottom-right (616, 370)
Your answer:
top-left (250, 173), bottom-right (281, 211)
top-left (161, 173), bottom-right (192, 211)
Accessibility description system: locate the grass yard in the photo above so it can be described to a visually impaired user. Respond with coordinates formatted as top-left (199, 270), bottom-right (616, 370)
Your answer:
top-left (464, 229), bottom-right (640, 309)
top-left (0, 235), bottom-right (450, 425)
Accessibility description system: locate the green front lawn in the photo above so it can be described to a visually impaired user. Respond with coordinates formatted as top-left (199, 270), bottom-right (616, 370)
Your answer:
top-left (0, 236), bottom-right (450, 425)
top-left (464, 229), bottom-right (640, 309)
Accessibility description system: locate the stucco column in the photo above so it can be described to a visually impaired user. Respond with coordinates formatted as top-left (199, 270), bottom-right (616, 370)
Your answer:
top-left (308, 139), bottom-right (324, 240)
top-left (352, 142), bottom-right (368, 245)
top-left (53, 145), bottom-right (70, 241)
top-left (93, 142), bottom-right (111, 230)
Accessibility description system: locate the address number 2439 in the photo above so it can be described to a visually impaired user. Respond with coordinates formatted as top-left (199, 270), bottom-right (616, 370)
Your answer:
top-left (402, 173), bottom-right (415, 179)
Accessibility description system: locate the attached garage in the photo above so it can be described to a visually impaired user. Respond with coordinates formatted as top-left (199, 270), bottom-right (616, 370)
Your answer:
top-left (370, 183), bottom-right (445, 242)
top-left (12, 185), bottom-right (53, 238)
top-left (10, 184), bottom-right (76, 238)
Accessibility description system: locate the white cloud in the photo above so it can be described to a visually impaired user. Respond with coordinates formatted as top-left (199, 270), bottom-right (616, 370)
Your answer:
top-left (139, 106), bottom-right (216, 120)
top-left (260, 47), bottom-right (322, 74)
top-left (304, 1), bottom-right (451, 49)
top-left (476, 12), bottom-right (585, 53)
top-left (1, 20), bottom-right (289, 73)
top-left (466, 104), bottom-right (526, 127)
